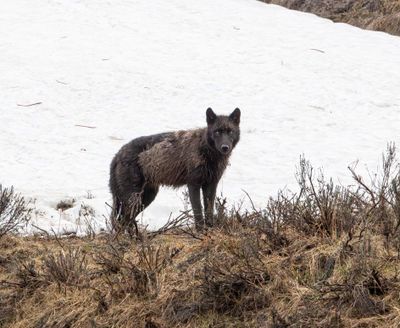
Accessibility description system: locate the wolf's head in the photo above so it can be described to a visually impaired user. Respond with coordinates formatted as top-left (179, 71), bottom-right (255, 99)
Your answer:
top-left (206, 107), bottom-right (241, 156)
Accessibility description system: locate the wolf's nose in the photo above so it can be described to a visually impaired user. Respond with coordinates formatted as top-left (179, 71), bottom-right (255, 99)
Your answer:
top-left (221, 145), bottom-right (230, 153)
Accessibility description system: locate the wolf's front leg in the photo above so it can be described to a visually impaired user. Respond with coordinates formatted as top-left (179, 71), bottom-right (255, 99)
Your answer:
top-left (188, 184), bottom-right (204, 230)
top-left (202, 182), bottom-right (217, 227)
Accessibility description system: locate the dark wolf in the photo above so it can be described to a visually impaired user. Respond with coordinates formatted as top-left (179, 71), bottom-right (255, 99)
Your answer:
top-left (109, 107), bottom-right (241, 233)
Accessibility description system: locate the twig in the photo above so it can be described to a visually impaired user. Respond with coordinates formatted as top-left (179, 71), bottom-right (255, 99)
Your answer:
top-left (50, 228), bottom-right (66, 250)
top-left (348, 166), bottom-right (377, 206)
top-left (177, 225), bottom-right (204, 241)
top-left (17, 102), bottom-right (42, 107)
top-left (31, 224), bottom-right (51, 238)
top-left (146, 211), bottom-right (190, 239)
top-left (309, 48), bottom-right (325, 53)
top-left (75, 124), bottom-right (96, 129)
top-left (241, 189), bottom-right (258, 213)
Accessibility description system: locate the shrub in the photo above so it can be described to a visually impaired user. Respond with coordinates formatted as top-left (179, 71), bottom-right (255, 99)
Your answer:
top-left (0, 185), bottom-right (31, 238)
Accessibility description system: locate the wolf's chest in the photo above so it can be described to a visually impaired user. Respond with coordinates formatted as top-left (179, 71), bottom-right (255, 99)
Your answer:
top-left (189, 157), bottom-right (229, 186)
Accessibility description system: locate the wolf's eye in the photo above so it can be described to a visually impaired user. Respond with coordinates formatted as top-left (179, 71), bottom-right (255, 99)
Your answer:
top-left (215, 130), bottom-right (221, 136)
top-left (227, 129), bottom-right (233, 135)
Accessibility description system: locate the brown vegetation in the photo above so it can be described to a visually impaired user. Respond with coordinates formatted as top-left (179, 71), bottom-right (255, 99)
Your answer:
top-left (2, 145), bottom-right (400, 327)
top-left (0, 185), bottom-right (31, 238)
top-left (260, 0), bottom-right (400, 36)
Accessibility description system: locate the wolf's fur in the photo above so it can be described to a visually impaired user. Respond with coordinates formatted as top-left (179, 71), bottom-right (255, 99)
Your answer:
top-left (109, 108), bottom-right (241, 232)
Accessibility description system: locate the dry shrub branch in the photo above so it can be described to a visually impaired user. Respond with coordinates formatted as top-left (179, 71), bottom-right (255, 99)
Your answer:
top-left (0, 184), bottom-right (31, 238)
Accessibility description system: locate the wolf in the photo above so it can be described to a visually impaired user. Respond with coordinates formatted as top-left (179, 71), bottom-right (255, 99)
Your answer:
top-left (109, 107), bottom-right (241, 233)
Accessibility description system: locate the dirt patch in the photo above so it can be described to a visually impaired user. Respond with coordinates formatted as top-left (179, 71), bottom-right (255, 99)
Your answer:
top-left (260, 0), bottom-right (400, 36)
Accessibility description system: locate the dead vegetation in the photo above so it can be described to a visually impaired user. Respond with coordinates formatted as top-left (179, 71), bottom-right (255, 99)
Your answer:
top-left (3, 146), bottom-right (400, 327)
top-left (56, 198), bottom-right (76, 211)
top-left (260, 0), bottom-right (400, 36)
top-left (0, 185), bottom-right (31, 239)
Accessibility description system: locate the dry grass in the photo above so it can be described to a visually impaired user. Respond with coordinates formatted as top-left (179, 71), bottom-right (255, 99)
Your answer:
top-left (260, 0), bottom-right (400, 37)
top-left (3, 146), bottom-right (400, 327)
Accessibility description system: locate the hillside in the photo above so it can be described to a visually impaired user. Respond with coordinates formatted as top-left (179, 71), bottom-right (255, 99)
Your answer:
top-left (2, 149), bottom-right (400, 327)
top-left (2, 0), bottom-right (400, 326)
top-left (261, 0), bottom-right (400, 36)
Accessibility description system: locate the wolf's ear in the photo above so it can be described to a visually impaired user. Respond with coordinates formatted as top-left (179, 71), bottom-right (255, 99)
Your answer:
top-left (206, 107), bottom-right (217, 125)
top-left (229, 108), bottom-right (241, 125)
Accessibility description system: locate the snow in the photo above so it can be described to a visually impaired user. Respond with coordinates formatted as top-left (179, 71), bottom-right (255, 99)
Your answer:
top-left (1, 0), bottom-right (400, 233)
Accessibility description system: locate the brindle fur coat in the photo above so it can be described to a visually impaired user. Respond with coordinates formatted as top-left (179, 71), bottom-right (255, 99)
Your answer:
top-left (109, 108), bottom-right (241, 231)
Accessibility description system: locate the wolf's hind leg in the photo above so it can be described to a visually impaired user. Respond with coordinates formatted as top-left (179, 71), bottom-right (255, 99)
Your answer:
top-left (116, 185), bottom-right (158, 236)
top-left (142, 185), bottom-right (159, 209)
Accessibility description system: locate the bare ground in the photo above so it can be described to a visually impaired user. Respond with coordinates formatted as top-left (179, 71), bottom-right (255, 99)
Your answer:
top-left (260, 0), bottom-right (400, 36)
